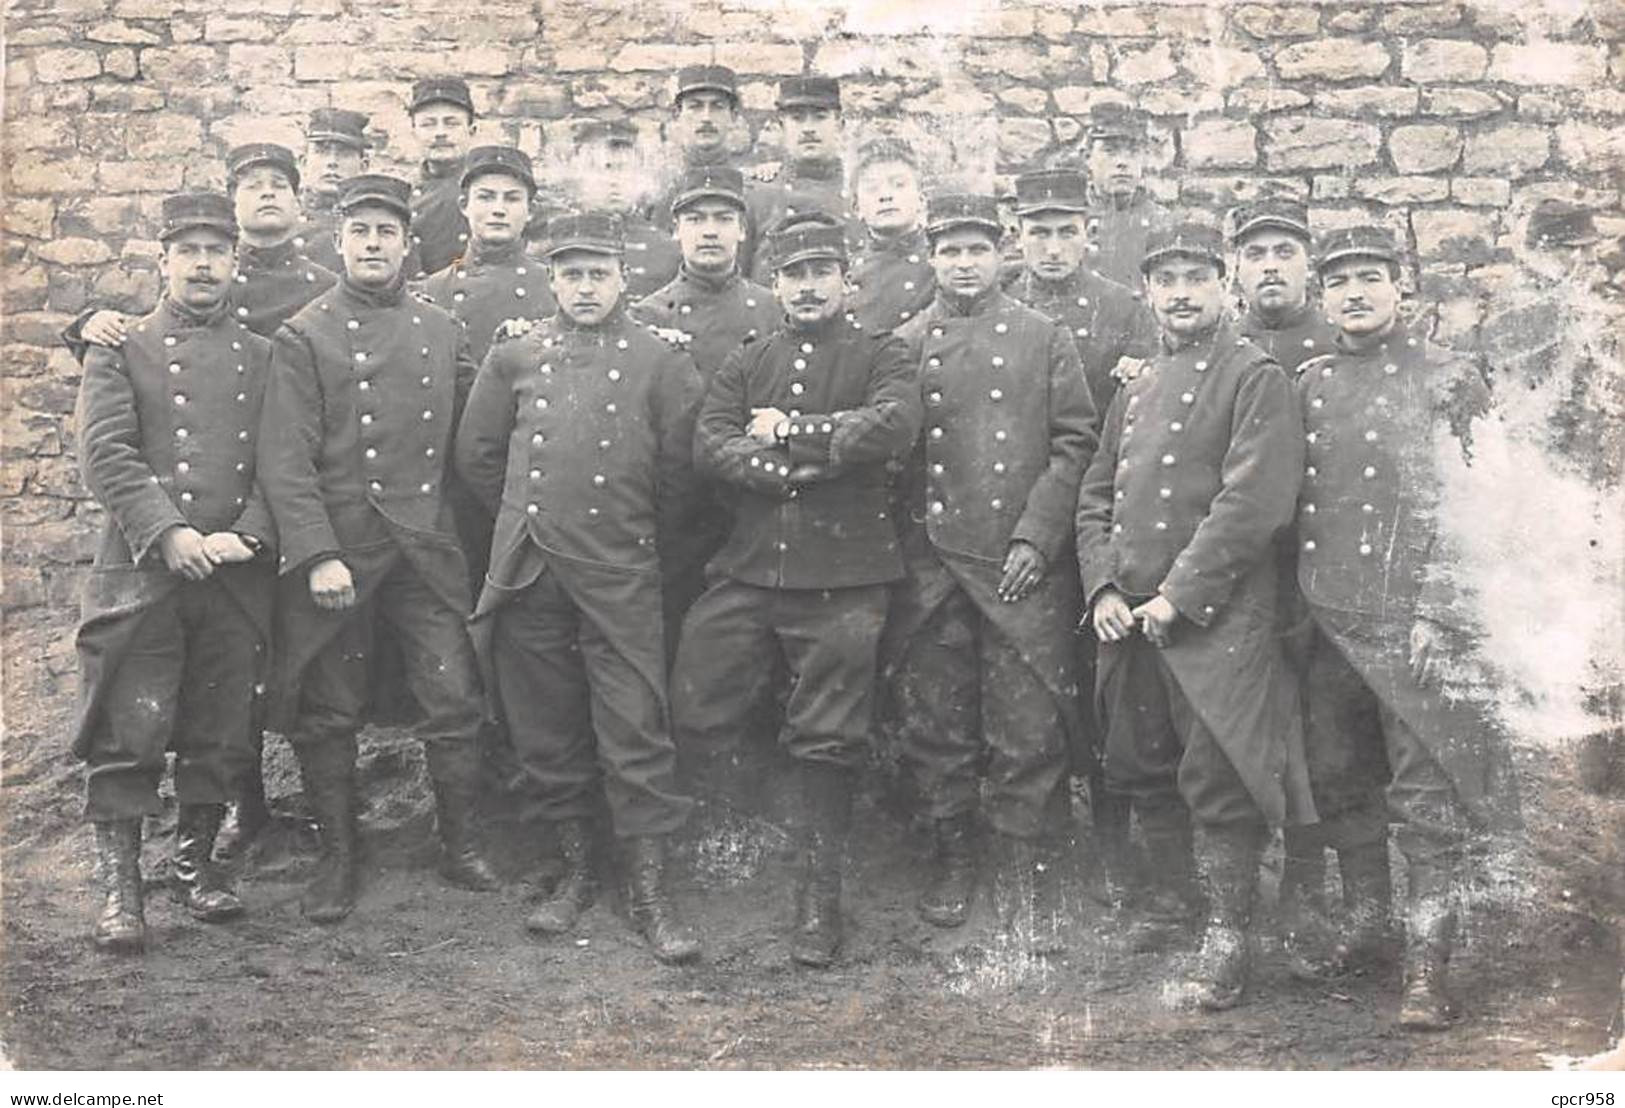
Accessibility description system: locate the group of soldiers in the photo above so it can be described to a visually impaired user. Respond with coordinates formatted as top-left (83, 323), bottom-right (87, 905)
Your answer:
top-left (71, 63), bottom-right (1569, 1033)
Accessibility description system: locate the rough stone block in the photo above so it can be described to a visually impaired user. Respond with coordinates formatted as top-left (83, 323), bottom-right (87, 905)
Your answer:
top-left (97, 159), bottom-right (187, 192)
top-left (903, 82), bottom-right (996, 117)
top-left (1488, 43), bottom-right (1608, 87)
top-left (997, 86), bottom-right (1050, 115)
top-left (713, 42), bottom-right (806, 76)
top-left (30, 48), bottom-right (102, 83)
top-left (1389, 124), bottom-right (1462, 173)
top-left (86, 20), bottom-right (162, 44)
top-left (1229, 87), bottom-right (1310, 114)
top-left (227, 44), bottom-right (292, 83)
top-left (1263, 116), bottom-right (1381, 171)
top-left (1354, 176), bottom-right (1451, 204)
top-left (998, 117), bottom-right (1053, 166)
top-left (1053, 87), bottom-right (1118, 116)
top-left (1401, 39), bottom-right (1488, 82)
top-left (1412, 208), bottom-right (1497, 263)
top-left (1462, 124), bottom-right (1551, 176)
top-left (1327, 8), bottom-right (1375, 32)
top-left (1451, 177), bottom-right (1512, 207)
top-left (5, 199), bottom-right (55, 239)
top-left (141, 45), bottom-right (223, 84)
top-left (1382, 3), bottom-right (1464, 32)
top-left (1556, 122), bottom-right (1625, 174)
top-left (1274, 38), bottom-right (1391, 81)
top-left (811, 38), bottom-right (937, 80)
top-left (88, 85), bottom-right (165, 111)
top-left (292, 45), bottom-right (347, 81)
top-left (1113, 42), bottom-right (1177, 86)
top-left (9, 154), bottom-right (97, 195)
top-left (1183, 119), bottom-right (1257, 168)
top-left (126, 114), bottom-right (202, 159)
top-left (1421, 87), bottom-right (1504, 117)
top-left (33, 238), bottom-right (114, 267)
top-left (206, 15), bottom-right (274, 41)
top-left (102, 48), bottom-right (138, 79)
top-left (1312, 176), bottom-right (1352, 200)
top-left (1182, 44), bottom-right (1267, 86)
top-left (58, 196), bottom-right (148, 238)
top-left (1138, 87), bottom-right (1224, 118)
top-left (7, 266), bottom-right (51, 312)
top-left (13, 118), bottom-right (78, 151)
top-left (1231, 4), bottom-right (1321, 37)
top-left (1312, 86), bottom-right (1418, 118)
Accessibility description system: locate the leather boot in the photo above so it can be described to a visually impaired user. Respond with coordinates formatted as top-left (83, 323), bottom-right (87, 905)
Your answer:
top-left (92, 820), bottom-right (145, 954)
top-left (425, 743), bottom-right (501, 892)
top-left (214, 733), bottom-right (270, 864)
top-left (172, 803), bottom-right (244, 922)
top-left (1327, 840), bottom-right (1395, 975)
top-left (917, 813), bottom-right (975, 928)
top-left (1091, 777), bottom-right (1137, 911)
top-left (626, 835), bottom-right (700, 965)
top-left (294, 736), bottom-right (358, 924)
top-left (1397, 855), bottom-right (1457, 1031)
top-left (1189, 822), bottom-right (1264, 1012)
top-left (1125, 795), bottom-right (1201, 953)
top-left (1280, 825), bottom-right (1334, 979)
top-left (791, 762), bottom-right (852, 969)
top-left (527, 819), bottom-right (596, 934)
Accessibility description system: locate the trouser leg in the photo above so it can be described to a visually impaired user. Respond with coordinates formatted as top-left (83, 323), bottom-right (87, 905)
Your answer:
top-left (170, 580), bottom-right (260, 809)
top-left (84, 595), bottom-right (184, 821)
top-left (980, 620), bottom-right (1068, 840)
top-left (774, 586), bottom-right (887, 770)
top-left (669, 579), bottom-right (778, 795)
top-left (891, 588), bottom-right (981, 823)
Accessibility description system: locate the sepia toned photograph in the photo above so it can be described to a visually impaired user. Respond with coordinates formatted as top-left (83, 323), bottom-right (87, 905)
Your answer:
top-left (1, 0), bottom-right (1622, 1075)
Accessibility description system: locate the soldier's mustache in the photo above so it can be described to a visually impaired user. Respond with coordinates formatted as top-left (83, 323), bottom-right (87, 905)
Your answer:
top-left (792, 293), bottom-right (827, 305)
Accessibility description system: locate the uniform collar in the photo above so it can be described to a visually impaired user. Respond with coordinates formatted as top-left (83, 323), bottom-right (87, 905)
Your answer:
top-left (556, 303), bottom-right (629, 335)
top-left (866, 225), bottom-right (926, 256)
top-left (1245, 295), bottom-right (1317, 333)
top-left (784, 308), bottom-right (846, 339)
top-left (788, 156), bottom-right (842, 183)
top-left (1088, 185), bottom-right (1147, 213)
top-left (465, 238), bottom-right (525, 268)
top-left (339, 272), bottom-right (406, 309)
top-left (159, 295), bottom-right (233, 330)
top-left (935, 284), bottom-right (1003, 318)
top-left (1336, 317), bottom-right (1409, 357)
top-left (678, 263), bottom-right (739, 295)
top-left (420, 157), bottom-right (463, 181)
top-left (1157, 317), bottom-right (1227, 355)
top-left (239, 237), bottom-right (300, 271)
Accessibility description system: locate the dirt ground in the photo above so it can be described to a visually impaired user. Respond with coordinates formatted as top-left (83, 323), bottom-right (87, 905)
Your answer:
top-left (2, 606), bottom-right (1621, 1070)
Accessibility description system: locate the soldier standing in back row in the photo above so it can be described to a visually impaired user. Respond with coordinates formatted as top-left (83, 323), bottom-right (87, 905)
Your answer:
top-left (293, 107), bottom-right (370, 273)
top-left (1079, 103), bottom-right (1168, 289)
top-left (570, 119), bottom-right (682, 301)
top-left (1295, 225), bottom-right (1516, 1030)
top-left (406, 77), bottom-right (477, 280)
top-left (656, 65), bottom-right (762, 275)
top-left (1231, 197), bottom-right (1339, 377)
top-left (672, 214), bottom-right (921, 968)
top-left (1075, 221), bottom-right (1315, 1011)
top-left (259, 174), bottom-right (499, 924)
top-left (74, 192), bottom-right (277, 953)
top-left (746, 77), bottom-right (858, 284)
top-left (847, 137), bottom-right (936, 334)
top-left (886, 194), bottom-right (1097, 944)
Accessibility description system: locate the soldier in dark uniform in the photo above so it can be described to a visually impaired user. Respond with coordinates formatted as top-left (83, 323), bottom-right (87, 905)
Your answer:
top-left (1296, 225), bottom-right (1515, 1029)
top-left (74, 191), bottom-right (277, 952)
top-left (293, 107), bottom-right (370, 273)
top-left (64, 143), bottom-right (338, 355)
top-left (406, 77), bottom-right (476, 279)
top-left (455, 213), bottom-right (703, 964)
top-left (1004, 166), bottom-right (1157, 922)
top-left (1232, 197), bottom-right (1338, 376)
top-left (632, 165), bottom-right (778, 659)
top-left (568, 119), bottom-right (681, 301)
top-left (886, 194), bottom-right (1097, 941)
top-left (1079, 103), bottom-right (1169, 289)
top-left (258, 174), bottom-right (499, 924)
top-left (1076, 221), bottom-right (1314, 1010)
top-left (745, 76), bottom-right (858, 284)
top-left (847, 137), bottom-right (935, 334)
top-left (671, 214), bottom-right (921, 967)
top-left (656, 65), bottom-right (761, 273)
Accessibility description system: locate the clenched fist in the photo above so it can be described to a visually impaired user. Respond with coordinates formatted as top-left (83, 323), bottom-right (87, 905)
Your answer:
top-left (159, 525), bottom-right (214, 580)
top-left (308, 557), bottom-right (356, 611)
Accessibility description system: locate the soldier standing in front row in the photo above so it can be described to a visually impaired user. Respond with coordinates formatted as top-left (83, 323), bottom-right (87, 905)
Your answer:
top-left (672, 214), bottom-right (921, 968)
top-left (1076, 222), bottom-right (1314, 1010)
top-left (1079, 103), bottom-right (1168, 289)
top-left (293, 107), bottom-right (371, 274)
top-left (259, 174), bottom-right (499, 924)
top-left (74, 192), bottom-right (277, 952)
top-left (886, 195), bottom-right (1097, 943)
top-left (406, 77), bottom-right (477, 280)
top-left (1295, 225), bottom-right (1515, 1029)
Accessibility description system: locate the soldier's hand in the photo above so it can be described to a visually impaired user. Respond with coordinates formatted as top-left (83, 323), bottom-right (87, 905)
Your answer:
top-left (1092, 588), bottom-right (1135, 643)
top-left (308, 557), bottom-right (356, 611)
top-left (646, 324), bottom-right (692, 348)
top-left (496, 317), bottom-right (535, 341)
top-left (82, 310), bottom-right (131, 348)
top-left (1409, 618), bottom-right (1445, 685)
top-left (202, 531), bottom-right (257, 564)
top-left (998, 540), bottom-right (1047, 603)
top-left (748, 406), bottom-right (789, 444)
top-left (1131, 594), bottom-right (1179, 648)
top-left (747, 161), bottom-right (780, 183)
top-left (158, 525), bottom-right (214, 580)
top-left (1111, 356), bottom-right (1147, 385)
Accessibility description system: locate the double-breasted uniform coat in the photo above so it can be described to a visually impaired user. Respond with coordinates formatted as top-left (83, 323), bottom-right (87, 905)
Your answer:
top-left (744, 161), bottom-right (857, 283)
top-left (620, 214), bottom-right (683, 303)
top-left (1087, 189), bottom-right (1169, 289)
top-left (456, 307), bottom-right (702, 834)
top-left (408, 159), bottom-right (471, 280)
top-left (1076, 321), bottom-right (1315, 830)
top-left (848, 227), bottom-right (936, 335)
top-left (1296, 322), bottom-right (1516, 854)
top-left (258, 277), bottom-right (484, 751)
top-left (1239, 299), bottom-right (1340, 378)
top-left (75, 299), bottom-right (277, 819)
top-left (293, 194), bottom-right (344, 274)
top-left (885, 289), bottom-right (1098, 837)
top-left (672, 313), bottom-right (921, 770)
top-left (1005, 266), bottom-right (1157, 416)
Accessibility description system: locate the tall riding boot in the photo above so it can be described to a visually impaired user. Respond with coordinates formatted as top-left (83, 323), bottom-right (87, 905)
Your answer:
top-left (527, 819), bottom-right (596, 934)
top-left (791, 761), bottom-right (853, 968)
top-left (1328, 839), bottom-right (1395, 975)
top-left (294, 736), bottom-right (358, 924)
top-left (425, 743), bottom-right (501, 891)
top-left (172, 803), bottom-right (244, 921)
top-left (1397, 854), bottom-right (1458, 1031)
top-left (917, 812), bottom-right (976, 928)
top-left (626, 835), bottom-right (701, 964)
top-left (92, 819), bottom-right (146, 954)
top-left (214, 732), bottom-right (270, 864)
top-left (1188, 822), bottom-right (1265, 1012)
top-left (1126, 795), bottom-right (1201, 952)
top-left (1089, 768), bottom-right (1137, 911)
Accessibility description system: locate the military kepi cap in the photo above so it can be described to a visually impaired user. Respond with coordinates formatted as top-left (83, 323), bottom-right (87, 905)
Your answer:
top-left (854, 136), bottom-right (919, 175)
top-left (307, 107), bottom-right (369, 150)
top-left (1013, 169), bottom-right (1089, 216)
top-left (336, 174), bottom-right (413, 223)
top-left (1141, 220), bottom-right (1226, 275)
top-left (227, 142), bottom-right (300, 192)
top-left (1089, 101), bottom-right (1148, 141)
top-left (924, 194), bottom-right (1003, 241)
top-left (1526, 199), bottom-right (1600, 249)
top-left (160, 191), bottom-right (238, 243)
top-left (461, 146), bottom-right (536, 193)
top-left (1230, 196), bottom-right (1311, 245)
top-left (768, 212), bottom-right (848, 271)
top-left (409, 76), bottom-right (474, 116)
top-left (1316, 225), bottom-right (1402, 269)
top-left (672, 165), bottom-right (747, 215)
top-left (574, 117), bottom-right (639, 146)
top-left (544, 212), bottom-right (624, 258)
top-left (777, 75), bottom-right (840, 110)
top-left (677, 64), bottom-right (739, 103)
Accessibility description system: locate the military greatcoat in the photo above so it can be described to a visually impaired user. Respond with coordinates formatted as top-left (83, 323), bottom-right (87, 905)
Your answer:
top-left (744, 159), bottom-right (859, 283)
top-left (1086, 189), bottom-right (1169, 289)
top-left (1005, 266), bottom-right (1157, 415)
top-left (848, 227), bottom-right (935, 335)
top-left (1077, 322), bottom-right (1314, 828)
top-left (1239, 299), bottom-right (1340, 378)
top-left (408, 159), bottom-right (471, 280)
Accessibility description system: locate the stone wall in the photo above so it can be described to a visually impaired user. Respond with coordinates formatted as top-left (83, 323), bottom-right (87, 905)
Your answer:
top-left (4, 0), bottom-right (1624, 692)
